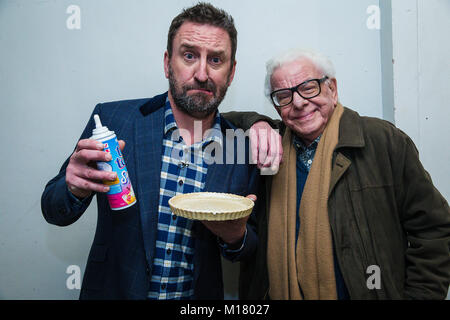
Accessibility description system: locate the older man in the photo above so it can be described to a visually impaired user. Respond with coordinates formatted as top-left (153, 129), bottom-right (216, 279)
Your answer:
top-left (225, 48), bottom-right (450, 300)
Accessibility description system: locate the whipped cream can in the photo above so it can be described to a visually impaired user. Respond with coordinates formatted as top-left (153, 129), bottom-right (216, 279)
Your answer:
top-left (90, 114), bottom-right (136, 210)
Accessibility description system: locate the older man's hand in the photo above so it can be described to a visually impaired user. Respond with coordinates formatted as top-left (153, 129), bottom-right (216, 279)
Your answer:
top-left (201, 194), bottom-right (257, 246)
top-left (249, 121), bottom-right (283, 175)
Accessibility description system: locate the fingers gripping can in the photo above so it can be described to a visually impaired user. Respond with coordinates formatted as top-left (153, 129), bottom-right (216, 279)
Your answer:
top-left (90, 114), bottom-right (136, 210)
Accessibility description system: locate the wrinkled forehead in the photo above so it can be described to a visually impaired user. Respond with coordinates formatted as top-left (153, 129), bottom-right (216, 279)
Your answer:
top-left (174, 22), bottom-right (232, 53)
top-left (271, 58), bottom-right (323, 88)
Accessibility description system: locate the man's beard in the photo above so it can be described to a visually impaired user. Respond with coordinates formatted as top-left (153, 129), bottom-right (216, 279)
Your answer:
top-left (168, 65), bottom-right (230, 119)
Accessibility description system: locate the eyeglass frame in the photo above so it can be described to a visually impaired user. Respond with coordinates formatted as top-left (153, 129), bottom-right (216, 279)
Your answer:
top-left (270, 76), bottom-right (329, 108)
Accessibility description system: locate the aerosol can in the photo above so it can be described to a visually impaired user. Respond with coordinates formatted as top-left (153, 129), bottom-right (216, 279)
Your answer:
top-left (90, 114), bottom-right (136, 210)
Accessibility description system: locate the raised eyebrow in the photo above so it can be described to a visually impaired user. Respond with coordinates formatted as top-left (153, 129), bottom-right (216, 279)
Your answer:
top-left (179, 44), bottom-right (226, 57)
top-left (277, 79), bottom-right (314, 91)
top-left (298, 78), bottom-right (319, 86)
top-left (179, 43), bottom-right (196, 52)
top-left (209, 49), bottom-right (226, 57)
top-left (274, 79), bottom-right (315, 92)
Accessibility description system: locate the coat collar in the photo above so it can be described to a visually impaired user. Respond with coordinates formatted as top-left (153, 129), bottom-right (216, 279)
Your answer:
top-left (139, 91), bottom-right (168, 116)
top-left (335, 105), bottom-right (365, 150)
top-left (279, 104), bottom-right (365, 150)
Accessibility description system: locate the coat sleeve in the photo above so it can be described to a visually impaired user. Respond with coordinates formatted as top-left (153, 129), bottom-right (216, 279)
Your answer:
top-left (221, 111), bottom-right (282, 131)
top-left (41, 104), bottom-right (102, 226)
top-left (397, 134), bottom-right (450, 299)
top-left (219, 162), bottom-right (262, 263)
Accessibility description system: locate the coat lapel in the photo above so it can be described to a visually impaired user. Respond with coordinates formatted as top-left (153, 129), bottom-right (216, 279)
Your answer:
top-left (329, 107), bottom-right (365, 196)
top-left (329, 152), bottom-right (352, 196)
top-left (193, 116), bottom-right (237, 286)
top-left (203, 118), bottom-right (236, 193)
top-left (134, 93), bottom-right (166, 265)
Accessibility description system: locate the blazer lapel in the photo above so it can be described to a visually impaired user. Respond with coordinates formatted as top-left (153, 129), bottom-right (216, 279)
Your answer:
top-left (134, 94), bottom-right (166, 265)
top-left (193, 122), bottom-right (237, 285)
top-left (203, 121), bottom-right (235, 193)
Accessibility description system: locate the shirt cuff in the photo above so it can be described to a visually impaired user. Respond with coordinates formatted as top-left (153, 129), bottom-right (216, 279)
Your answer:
top-left (217, 227), bottom-right (248, 254)
top-left (66, 186), bottom-right (91, 210)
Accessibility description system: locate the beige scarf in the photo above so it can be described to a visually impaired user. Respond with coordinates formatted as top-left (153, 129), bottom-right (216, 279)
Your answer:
top-left (267, 103), bottom-right (344, 300)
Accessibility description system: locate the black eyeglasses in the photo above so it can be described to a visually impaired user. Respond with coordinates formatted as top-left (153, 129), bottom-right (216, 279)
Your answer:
top-left (270, 76), bottom-right (329, 108)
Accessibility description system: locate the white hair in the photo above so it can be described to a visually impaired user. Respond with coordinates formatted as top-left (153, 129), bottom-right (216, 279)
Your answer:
top-left (264, 48), bottom-right (336, 98)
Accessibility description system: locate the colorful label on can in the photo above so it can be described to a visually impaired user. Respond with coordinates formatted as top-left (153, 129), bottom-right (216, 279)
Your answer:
top-left (97, 137), bottom-right (136, 210)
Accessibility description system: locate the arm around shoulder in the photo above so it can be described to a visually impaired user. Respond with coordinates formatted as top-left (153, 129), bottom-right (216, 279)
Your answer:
top-left (222, 111), bottom-right (281, 131)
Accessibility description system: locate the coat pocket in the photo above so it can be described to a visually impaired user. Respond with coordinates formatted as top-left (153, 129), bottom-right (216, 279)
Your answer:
top-left (83, 245), bottom-right (108, 291)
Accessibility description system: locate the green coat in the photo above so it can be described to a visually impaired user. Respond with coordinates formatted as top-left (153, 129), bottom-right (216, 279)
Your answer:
top-left (223, 107), bottom-right (450, 299)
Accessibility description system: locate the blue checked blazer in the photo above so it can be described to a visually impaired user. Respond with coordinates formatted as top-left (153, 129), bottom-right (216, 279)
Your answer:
top-left (41, 92), bottom-right (260, 300)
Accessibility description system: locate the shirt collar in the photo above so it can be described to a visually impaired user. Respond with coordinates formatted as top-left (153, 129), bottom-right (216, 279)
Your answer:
top-left (293, 134), bottom-right (321, 153)
top-left (163, 99), bottom-right (178, 136)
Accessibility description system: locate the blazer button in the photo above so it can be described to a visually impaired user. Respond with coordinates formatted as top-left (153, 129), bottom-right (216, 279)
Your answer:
top-left (178, 180), bottom-right (184, 186)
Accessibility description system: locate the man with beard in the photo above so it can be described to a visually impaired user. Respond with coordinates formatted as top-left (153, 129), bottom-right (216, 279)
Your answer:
top-left (41, 3), bottom-right (277, 300)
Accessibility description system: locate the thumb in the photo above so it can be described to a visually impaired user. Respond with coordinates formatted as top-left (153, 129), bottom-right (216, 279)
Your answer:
top-left (246, 194), bottom-right (257, 202)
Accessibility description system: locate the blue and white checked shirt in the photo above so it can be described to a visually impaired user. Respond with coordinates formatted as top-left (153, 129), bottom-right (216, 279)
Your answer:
top-left (148, 100), bottom-right (222, 300)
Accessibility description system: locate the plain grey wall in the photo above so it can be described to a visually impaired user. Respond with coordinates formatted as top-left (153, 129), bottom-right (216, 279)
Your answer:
top-left (390, 0), bottom-right (450, 299)
top-left (1, 0), bottom-right (446, 300)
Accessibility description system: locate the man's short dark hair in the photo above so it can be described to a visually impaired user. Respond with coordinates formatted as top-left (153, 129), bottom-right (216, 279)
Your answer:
top-left (167, 2), bottom-right (238, 64)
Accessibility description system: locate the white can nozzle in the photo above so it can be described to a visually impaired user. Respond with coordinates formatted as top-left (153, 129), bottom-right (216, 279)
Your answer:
top-left (94, 114), bottom-right (103, 129)
top-left (92, 114), bottom-right (110, 136)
